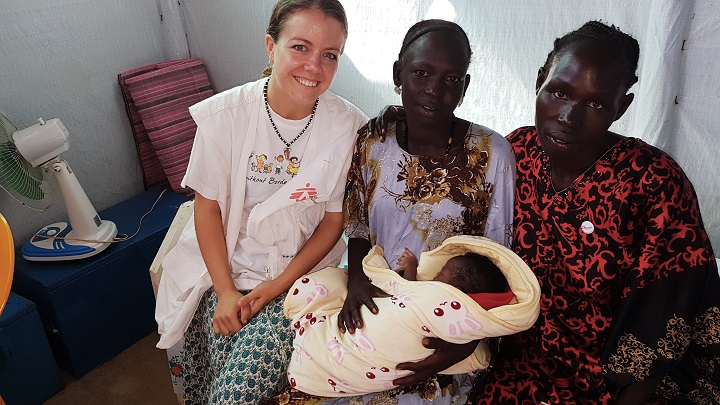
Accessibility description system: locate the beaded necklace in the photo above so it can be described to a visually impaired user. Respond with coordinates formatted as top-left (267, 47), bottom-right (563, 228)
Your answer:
top-left (263, 79), bottom-right (318, 155)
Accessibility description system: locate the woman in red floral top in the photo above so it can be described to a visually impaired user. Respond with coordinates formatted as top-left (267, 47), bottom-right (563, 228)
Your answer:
top-left (477, 21), bottom-right (719, 404)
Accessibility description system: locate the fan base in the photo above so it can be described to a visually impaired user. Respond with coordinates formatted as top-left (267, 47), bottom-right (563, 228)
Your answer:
top-left (22, 220), bottom-right (118, 261)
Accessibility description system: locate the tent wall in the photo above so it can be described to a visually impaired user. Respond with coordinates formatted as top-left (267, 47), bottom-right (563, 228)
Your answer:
top-left (0, 0), bottom-right (165, 244)
top-left (183, 0), bottom-right (720, 253)
top-left (0, 0), bottom-right (718, 255)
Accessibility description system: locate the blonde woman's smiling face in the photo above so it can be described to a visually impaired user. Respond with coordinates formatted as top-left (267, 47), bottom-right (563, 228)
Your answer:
top-left (265, 8), bottom-right (345, 118)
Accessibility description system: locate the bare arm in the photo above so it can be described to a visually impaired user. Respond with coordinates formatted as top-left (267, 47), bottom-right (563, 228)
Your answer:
top-left (193, 193), bottom-right (243, 335)
top-left (238, 211), bottom-right (344, 323)
top-left (394, 338), bottom-right (478, 386)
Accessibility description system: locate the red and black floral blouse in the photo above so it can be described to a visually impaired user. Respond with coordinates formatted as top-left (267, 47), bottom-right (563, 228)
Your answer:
top-left (478, 126), bottom-right (719, 404)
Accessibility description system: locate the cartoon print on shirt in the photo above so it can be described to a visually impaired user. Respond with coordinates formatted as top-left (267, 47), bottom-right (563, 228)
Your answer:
top-left (275, 154), bottom-right (284, 175)
top-left (326, 376), bottom-right (351, 394)
top-left (292, 324), bottom-right (313, 364)
top-left (304, 312), bottom-right (326, 328)
top-left (390, 294), bottom-right (412, 309)
top-left (348, 327), bottom-right (376, 352)
top-left (291, 277), bottom-right (329, 305)
top-left (420, 324), bottom-right (438, 338)
top-left (431, 300), bottom-right (483, 335)
top-left (363, 366), bottom-right (398, 390)
top-left (250, 150), bottom-right (300, 175)
top-left (287, 156), bottom-right (301, 176)
top-left (250, 153), bottom-right (272, 173)
top-left (327, 336), bottom-right (347, 364)
top-left (250, 153), bottom-right (260, 172)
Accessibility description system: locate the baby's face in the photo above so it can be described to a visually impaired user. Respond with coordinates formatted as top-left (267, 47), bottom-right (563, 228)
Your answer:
top-left (432, 261), bottom-right (459, 287)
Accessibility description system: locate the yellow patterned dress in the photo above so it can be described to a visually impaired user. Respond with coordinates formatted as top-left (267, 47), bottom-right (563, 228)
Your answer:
top-left (344, 121), bottom-right (515, 266)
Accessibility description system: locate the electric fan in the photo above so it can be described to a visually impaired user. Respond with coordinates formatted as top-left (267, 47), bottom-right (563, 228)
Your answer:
top-left (0, 109), bottom-right (48, 209)
top-left (0, 110), bottom-right (117, 261)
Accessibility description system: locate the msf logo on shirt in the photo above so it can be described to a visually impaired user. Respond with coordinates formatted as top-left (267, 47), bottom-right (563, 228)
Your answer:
top-left (290, 183), bottom-right (317, 202)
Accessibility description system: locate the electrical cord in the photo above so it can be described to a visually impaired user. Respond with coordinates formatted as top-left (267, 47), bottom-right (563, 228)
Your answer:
top-left (30, 189), bottom-right (169, 244)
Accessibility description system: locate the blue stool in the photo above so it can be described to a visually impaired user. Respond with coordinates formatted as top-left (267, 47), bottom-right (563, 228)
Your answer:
top-left (0, 292), bottom-right (63, 405)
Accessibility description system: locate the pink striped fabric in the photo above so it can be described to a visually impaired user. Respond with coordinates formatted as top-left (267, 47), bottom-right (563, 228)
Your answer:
top-left (118, 58), bottom-right (214, 196)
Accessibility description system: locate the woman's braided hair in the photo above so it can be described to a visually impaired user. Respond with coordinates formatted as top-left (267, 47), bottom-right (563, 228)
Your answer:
top-left (542, 20), bottom-right (640, 90)
top-left (398, 19), bottom-right (472, 66)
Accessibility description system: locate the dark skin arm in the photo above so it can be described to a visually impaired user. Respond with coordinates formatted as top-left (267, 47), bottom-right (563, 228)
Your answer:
top-left (367, 105), bottom-right (405, 142)
top-left (394, 338), bottom-right (478, 386)
top-left (337, 237), bottom-right (391, 334)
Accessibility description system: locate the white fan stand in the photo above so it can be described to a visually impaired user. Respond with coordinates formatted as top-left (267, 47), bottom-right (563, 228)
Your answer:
top-left (13, 118), bottom-right (117, 261)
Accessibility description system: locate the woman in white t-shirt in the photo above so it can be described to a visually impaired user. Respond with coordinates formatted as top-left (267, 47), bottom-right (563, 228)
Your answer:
top-left (154, 1), bottom-right (367, 404)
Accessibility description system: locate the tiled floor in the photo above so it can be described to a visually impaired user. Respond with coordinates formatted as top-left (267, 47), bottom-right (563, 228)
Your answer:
top-left (43, 333), bottom-right (178, 405)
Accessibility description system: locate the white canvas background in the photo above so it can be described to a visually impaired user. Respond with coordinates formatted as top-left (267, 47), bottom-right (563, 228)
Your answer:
top-left (179, 0), bottom-right (720, 256)
top-left (0, 0), bottom-right (718, 258)
top-left (0, 0), bottom-right (164, 246)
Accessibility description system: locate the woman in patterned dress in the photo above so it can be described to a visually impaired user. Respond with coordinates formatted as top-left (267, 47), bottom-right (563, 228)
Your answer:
top-left (339, 19), bottom-right (516, 402)
top-left (477, 21), bottom-right (720, 404)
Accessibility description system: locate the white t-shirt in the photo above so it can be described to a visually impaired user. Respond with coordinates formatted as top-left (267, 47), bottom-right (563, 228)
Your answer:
top-left (243, 106), bottom-right (312, 206)
top-left (233, 107), bottom-right (314, 282)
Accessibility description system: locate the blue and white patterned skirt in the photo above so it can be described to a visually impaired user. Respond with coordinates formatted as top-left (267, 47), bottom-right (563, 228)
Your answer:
top-left (183, 289), bottom-right (292, 405)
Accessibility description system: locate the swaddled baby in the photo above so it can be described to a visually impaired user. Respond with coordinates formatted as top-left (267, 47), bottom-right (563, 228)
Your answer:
top-left (283, 235), bottom-right (540, 397)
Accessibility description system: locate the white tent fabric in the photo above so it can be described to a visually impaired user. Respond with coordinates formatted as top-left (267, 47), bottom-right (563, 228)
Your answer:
top-left (178, 0), bottom-right (720, 254)
top-left (157, 0), bottom-right (190, 60)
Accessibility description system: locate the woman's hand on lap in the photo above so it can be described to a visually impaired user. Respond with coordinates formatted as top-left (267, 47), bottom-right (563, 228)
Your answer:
top-left (213, 289), bottom-right (245, 336)
top-left (236, 280), bottom-right (279, 325)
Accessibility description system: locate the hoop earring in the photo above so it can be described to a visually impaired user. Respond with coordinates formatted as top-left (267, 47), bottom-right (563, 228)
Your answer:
top-left (394, 85), bottom-right (401, 95)
top-left (457, 96), bottom-right (464, 107)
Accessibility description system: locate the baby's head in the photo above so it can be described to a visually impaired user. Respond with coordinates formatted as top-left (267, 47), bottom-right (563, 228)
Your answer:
top-left (433, 252), bottom-right (507, 294)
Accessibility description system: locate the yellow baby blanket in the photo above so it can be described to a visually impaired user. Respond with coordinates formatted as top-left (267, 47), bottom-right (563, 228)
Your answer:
top-left (284, 235), bottom-right (540, 397)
